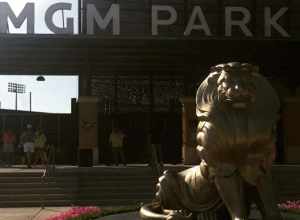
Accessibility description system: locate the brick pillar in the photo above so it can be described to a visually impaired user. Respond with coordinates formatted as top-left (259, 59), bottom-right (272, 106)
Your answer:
top-left (283, 98), bottom-right (300, 163)
top-left (180, 97), bottom-right (200, 165)
top-left (78, 96), bottom-right (99, 166)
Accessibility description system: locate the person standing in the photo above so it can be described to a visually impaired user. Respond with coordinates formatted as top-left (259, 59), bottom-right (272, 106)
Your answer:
top-left (147, 127), bottom-right (164, 174)
top-left (2, 128), bottom-right (16, 167)
top-left (20, 124), bottom-right (35, 168)
top-left (109, 127), bottom-right (126, 166)
top-left (33, 128), bottom-right (47, 165)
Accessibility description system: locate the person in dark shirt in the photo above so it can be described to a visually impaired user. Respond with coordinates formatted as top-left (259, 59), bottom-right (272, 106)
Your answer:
top-left (148, 127), bottom-right (163, 174)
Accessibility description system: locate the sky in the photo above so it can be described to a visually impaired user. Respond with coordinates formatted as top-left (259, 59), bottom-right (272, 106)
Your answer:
top-left (1, 0), bottom-right (79, 113)
top-left (0, 75), bottom-right (78, 113)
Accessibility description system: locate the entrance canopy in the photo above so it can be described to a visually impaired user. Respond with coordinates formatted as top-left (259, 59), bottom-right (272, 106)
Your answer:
top-left (0, 34), bottom-right (298, 97)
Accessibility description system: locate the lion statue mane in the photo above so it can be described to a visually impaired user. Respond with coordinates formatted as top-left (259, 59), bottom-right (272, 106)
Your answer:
top-left (195, 62), bottom-right (280, 184)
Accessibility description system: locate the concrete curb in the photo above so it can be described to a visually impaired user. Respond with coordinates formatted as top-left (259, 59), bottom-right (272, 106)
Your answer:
top-left (97, 212), bottom-right (139, 220)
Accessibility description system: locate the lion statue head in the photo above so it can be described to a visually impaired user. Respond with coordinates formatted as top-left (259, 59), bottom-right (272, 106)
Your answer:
top-left (195, 62), bottom-right (280, 184)
top-left (196, 62), bottom-right (279, 113)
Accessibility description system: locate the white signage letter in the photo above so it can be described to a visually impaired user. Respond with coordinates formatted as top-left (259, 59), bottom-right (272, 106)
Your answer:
top-left (86, 4), bottom-right (120, 35)
top-left (264, 7), bottom-right (289, 37)
top-left (184, 6), bottom-right (211, 36)
top-left (225, 7), bottom-right (252, 37)
top-left (152, 5), bottom-right (177, 36)
top-left (0, 2), bottom-right (34, 33)
top-left (45, 3), bottom-right (74, 34)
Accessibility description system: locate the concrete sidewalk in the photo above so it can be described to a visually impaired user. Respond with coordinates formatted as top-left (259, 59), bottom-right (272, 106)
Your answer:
top-left (0, 207), bottom-right (70, 220)
top-left (97, 212), bottom-right (138, 220)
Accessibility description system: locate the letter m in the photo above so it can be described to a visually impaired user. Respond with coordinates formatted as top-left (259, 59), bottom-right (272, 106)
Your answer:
top-left (86, 4), bottom-right (120, 35)
top-left (0, 2), bottom-right (34, 33)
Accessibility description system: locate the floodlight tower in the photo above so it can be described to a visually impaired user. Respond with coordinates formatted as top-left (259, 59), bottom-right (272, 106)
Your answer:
top-left (8, 82), bottom-right (26, 111)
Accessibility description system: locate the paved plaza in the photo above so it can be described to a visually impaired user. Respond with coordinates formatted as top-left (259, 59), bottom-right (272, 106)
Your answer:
top-left (0, 165), bottom-right (296, 220)
top-left (0, 207), bottom-right (70, 220)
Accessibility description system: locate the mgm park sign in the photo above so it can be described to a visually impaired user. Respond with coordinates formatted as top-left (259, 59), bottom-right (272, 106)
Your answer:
top-left (0, 1), bottom-right (293, 37)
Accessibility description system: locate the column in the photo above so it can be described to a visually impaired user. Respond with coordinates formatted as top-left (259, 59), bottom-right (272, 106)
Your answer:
top-left (78, 96), bottom-right (99, 166)
top-left (283, 98), bottom-right (300, 163)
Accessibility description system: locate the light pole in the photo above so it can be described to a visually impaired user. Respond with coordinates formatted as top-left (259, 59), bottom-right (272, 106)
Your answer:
top-left (34, 75), bottom-right (46, 112)
top-left (8, 82), bottom-right (25, 111)
top-left (29, 91), bottom-right (32, 112)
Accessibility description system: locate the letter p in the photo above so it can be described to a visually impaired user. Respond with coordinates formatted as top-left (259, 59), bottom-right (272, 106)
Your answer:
top-left (152, 5), bottom-right (177, 36)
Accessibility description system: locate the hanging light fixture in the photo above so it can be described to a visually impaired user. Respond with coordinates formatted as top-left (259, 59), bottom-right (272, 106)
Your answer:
top-left (36, 75), bottom-right (45, 81)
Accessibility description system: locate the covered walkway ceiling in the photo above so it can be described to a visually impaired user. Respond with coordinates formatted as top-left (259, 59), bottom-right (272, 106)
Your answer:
top-left (0, 34), bottom-right (297, 81)
top-left (0, 34), bottom-right (187, 75)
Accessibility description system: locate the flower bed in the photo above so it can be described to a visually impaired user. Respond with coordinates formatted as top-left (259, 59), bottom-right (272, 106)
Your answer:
top-left (279, 200), bottom-right (300, 214)
top-left (46, 206), bottom-right (101, 220)
top-left (46, 205), bottom-right (139, 220)
top-left (278, 200), bottom-right (300, 220)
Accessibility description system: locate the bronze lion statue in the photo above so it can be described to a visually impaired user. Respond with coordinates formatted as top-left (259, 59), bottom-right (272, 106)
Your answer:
top-left (140, 62), bottom-right (282, 220)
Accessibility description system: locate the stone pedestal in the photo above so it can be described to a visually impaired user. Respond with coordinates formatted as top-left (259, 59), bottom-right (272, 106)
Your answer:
top-left (180, 97), bottom-right (200, 165)
top-left (78, 96), bottom-right (99, 166)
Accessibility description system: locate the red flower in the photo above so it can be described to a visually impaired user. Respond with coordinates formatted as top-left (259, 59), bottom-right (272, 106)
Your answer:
top-left (278, 200), bottom-right (300, 214)
top-left (46, 206), bottom-right (101, 220)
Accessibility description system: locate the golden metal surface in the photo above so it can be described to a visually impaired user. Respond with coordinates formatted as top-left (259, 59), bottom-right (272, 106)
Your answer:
top-left (140, 62), bottom-right (283, 220)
